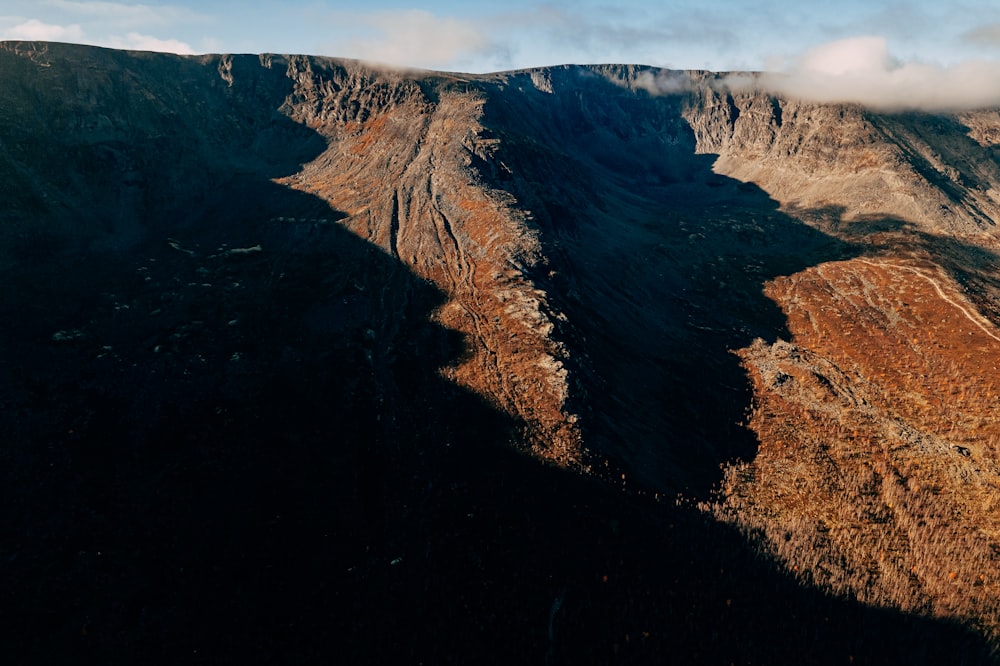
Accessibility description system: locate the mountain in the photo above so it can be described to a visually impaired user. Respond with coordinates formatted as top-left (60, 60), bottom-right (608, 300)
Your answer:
top-left (2, 41), bottom-right (999, 663)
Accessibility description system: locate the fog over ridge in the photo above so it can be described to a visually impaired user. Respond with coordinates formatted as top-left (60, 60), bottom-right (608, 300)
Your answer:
top-left (752, 36), bottom-right (1000, 112)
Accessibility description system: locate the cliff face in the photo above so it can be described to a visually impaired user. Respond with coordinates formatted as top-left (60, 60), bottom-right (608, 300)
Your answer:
top-left (3, 42), bottom-right (1000, 661)
top-left (663, 74), bottom-right (1000, 640)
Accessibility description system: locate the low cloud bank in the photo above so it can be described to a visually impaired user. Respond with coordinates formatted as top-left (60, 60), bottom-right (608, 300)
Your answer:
top-left (2, 18), bottom-right (195, 54)
top-left (755, 36), bottom-right (1000, 112)
top-left (631, 69), bottom-right (693, 95)
top-left (2, 19), bottom-right (84, 42)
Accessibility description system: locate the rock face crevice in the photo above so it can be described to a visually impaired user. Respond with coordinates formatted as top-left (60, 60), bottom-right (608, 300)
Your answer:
top-left (470, 66), bottom-right (857, 489)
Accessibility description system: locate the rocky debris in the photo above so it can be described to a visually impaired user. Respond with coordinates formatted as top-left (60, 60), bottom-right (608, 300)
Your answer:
top-left (50, 329), bottom-right (86, 343)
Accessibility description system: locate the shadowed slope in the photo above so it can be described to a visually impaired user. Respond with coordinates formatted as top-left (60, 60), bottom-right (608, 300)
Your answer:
top-left (475, 66), bottom-right (854, 493)
top-left (0, 44), bottom-right (997, 663)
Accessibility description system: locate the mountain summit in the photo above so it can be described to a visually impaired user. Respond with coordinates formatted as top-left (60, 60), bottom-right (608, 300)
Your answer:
top-left (2, 42), bottom-right (1000, 663)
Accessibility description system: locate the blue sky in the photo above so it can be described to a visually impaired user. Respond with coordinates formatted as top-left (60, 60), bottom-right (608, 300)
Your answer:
top-left (3, 1), bottom-right (1000, 109)
top-left (2, 0), bottom-right (999, 73)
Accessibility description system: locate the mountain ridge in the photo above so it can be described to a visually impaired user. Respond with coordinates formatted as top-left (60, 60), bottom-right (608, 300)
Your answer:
top-left (3, 41), bottom-right (1000, 661)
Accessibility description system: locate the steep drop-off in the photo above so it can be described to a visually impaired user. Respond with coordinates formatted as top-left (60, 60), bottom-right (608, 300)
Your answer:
top-left (3, 42), bottom-right (1000, 662)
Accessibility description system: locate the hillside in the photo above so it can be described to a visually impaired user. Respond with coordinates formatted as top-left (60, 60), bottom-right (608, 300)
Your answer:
top-left (2, 41), bottom-right (1000, 663)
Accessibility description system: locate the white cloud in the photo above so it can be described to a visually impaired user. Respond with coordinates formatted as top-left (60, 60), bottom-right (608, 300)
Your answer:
top-left (0, 2), bottom-right (207, 55)
top-left (628, 70), bottom-right (693, 95)
top-left (104, 31), bottom-right (194, 54)
top-left (335, 10), bottom-right (494, 69)
top-left (2, 18), bottom-right (84, 41)
top-left (0, 18), bottom-right (195, 54)
top-left (796, 36), bottom-right (892, 76)
top-left (757, 36), bottom-right (1000, 112)
top-left (965, 23), bottom-right (1000, 47)
top-left (42, 0), bottom-right (206, 27)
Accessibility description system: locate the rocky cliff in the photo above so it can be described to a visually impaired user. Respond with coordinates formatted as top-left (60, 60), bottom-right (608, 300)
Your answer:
top-left (3, 42), bottom-right (1000, 663)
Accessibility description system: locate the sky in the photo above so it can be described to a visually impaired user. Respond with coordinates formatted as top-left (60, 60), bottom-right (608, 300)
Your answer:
top-left (2, 1), bottom-right (1000, 110)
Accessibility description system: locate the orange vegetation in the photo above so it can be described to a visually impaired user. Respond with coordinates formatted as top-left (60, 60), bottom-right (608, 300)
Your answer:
top-left (718, 255), bottom-right (1000, 644)
top-left (279, 89), bottom-right (582, 466)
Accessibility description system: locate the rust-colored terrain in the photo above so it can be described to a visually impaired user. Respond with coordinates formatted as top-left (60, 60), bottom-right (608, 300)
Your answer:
top-left (3, 43), bottom-right (1000, 663)
top-left (725, 256), bottom-right (1000, 641)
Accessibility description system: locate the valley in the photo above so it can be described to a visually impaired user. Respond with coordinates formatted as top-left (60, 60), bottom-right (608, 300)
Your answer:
top-left (2, 42), bottom-right (999, 663)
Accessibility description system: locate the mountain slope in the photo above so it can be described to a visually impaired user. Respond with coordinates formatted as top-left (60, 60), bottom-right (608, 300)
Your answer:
top-left (2, 42), bottom-right (1000, 661)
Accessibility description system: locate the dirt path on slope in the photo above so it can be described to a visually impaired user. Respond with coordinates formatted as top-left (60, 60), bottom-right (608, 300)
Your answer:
top-left (856, 258), bottom-right (1000, 344)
